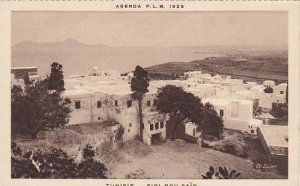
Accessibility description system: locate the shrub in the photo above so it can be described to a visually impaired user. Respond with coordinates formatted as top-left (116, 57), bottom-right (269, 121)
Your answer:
top-left (45, 128), bottom-right (86, 147)
top-left (264, 86), bottom-right (273, 93)
top-left (202, 166), bottom-right (241, 179)
top-left (11, 142), bottom-right (107, 179)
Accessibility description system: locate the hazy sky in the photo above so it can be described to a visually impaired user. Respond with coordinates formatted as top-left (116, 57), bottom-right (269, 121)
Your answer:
top-left (12, 11), bottom-right (288, 47)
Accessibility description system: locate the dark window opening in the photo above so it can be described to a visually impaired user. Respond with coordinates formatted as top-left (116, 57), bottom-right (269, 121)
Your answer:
top-left (127, 100), bottom-right (132, 108)
top-left (97, 101), bottom-right (102, 108)
top-left (115, 100), bottom-right (118, 106)
top-left (155, 122), bottom-right (159, 130)
top-left (142, 123), bottom-right (144, 129)
top-left (251, 130), bottom-right (254, 134)
top-left (150, 124), bottom-right (154, 131)
top-left (98, 117), bottom-right (101, 120)
top-left (160, 122), bottom-right (164, 128)
top-left (280, 91), bottom-right (284, 94)
top-left (75, 101), bottom-right (81, 109)
top-left (128, 129), bottom-right (130, 132)
top-left (147, 100), bottom-right (151, 106)
top-left (129, 123), bottom-right (132, 127)
top-left (220, 109), bottom-right (224, 117)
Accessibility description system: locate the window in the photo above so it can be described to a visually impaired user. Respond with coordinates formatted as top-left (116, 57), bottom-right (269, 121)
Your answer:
top-left (115, 100), bottom-right (118, 106)
top-left (153, 99), bottom-right (158, 106)
top-left (98, 117), bottom-right (101, 120)
top-left (251, 130), bottom-right (254, 134)
top-left (127, 100), bottom-right (132, 108)
top-left (128, 129), bottom-right (130, 133)
top-left (142, 123), bottom-right (144, 129)
top-left (220, 109), bottom-right (224, 117)
top-left (280, 91), bottom-right (284, 94)
top-left (97, 101), bottom-right (102, 108)
top-left (147, 100), bottom-right (151, 106)
top-left (155, 122), bottom-right (159, 130)
top-left (160, 122), bottom-right (164, 128)
top-left (75, 101), bottom-right (81, 109)
top-left (193, 128), bottom-right (196, 136)
top-left (150, 124), bottom-right (154, 131)
top-left (129, 123), bottom-right (132, 127)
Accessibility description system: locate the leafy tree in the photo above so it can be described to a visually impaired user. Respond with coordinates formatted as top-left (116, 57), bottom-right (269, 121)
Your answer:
top-left (270, 103), bottom-right (288, 118)
top-left (11, 142), bottom-right (40, 178)
top-left (202, 103), bottom-right (224, 137)
top-left (130, 65), bottom-right (150, 141)
top-left (156, 85), bottom-right (205, 140)
top-left (11, 142), bottom-right (107, 178)
top-left (11, 78), bottom-right (71, 139)
top-left (76, 144), bottom-right (107, 178)
top-left (82, 144), bottom-right (95, 160)
top-left (48, 62), bottom-right (65, 91)
top-left (202, 166), bottom-right (241, 179)
top-left (264, 86), bottom-right (273, 93)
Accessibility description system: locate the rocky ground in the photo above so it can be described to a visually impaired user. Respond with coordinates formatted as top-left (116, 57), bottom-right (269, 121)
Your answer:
top-left (107, 139), bottom-right (287, 179)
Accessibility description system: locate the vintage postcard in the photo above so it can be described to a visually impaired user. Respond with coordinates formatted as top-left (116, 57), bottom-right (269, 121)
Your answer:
top-left (0, 1), bottom-right (299, 186)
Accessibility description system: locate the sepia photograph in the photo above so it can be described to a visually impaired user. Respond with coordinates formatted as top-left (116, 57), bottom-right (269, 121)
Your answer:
top-left (7, 10), bottom-right (292, 180)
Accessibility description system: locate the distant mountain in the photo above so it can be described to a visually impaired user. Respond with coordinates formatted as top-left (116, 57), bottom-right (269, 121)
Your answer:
top-left (12, 38), bottom-right (108, 50)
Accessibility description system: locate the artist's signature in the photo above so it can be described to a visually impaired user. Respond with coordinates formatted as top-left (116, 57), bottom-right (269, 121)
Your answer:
top-left (254, 163), bottom-right (277, 170)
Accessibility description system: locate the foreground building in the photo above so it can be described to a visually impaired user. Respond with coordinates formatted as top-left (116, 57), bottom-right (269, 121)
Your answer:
top-left (63, 74), bottom-right (168, 144)
top-left (257, 125), bottom-right (288, 161)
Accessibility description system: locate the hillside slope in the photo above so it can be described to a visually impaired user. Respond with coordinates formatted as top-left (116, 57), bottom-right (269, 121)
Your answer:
top-left (145, 53), bottom-right (288, 83)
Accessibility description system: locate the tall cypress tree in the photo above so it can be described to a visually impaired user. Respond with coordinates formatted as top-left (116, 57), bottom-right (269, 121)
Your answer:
top-left (48, 62), bottom-right (65, 91)
top-left (130, 66), bottom-right (149, 141)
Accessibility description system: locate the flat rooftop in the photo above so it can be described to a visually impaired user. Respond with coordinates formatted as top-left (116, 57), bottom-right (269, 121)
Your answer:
top-left (11, 66), bottom-right (37, 69)
top-left (260, 125), bottom-right (288, 148)
top-left (259, 125), bottom-right (288, 156)
top-left (203, 98), bottom-right (252, 106)
top-left (64, 77), bottom-right (215, 97)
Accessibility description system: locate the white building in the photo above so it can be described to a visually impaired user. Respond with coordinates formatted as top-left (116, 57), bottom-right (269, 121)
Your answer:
top-left (62, 68), bottom-right (287, 144)
top-left (63, 75), bottom-right (168, 144)
top-left (11, 66), bottom-right (39, 86)
top-left (273, 83), bottom-right (288, 95)
top-left (202, 98), bottom-right (263, 135)
top-left (233, 83), bottom-right (287, 109)
top-left (263, 80), bottom-right (276, 88)
top-left (184, 122), bottom-right (199, 137)
top-left (257, 125), bottom-right (288, 160)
